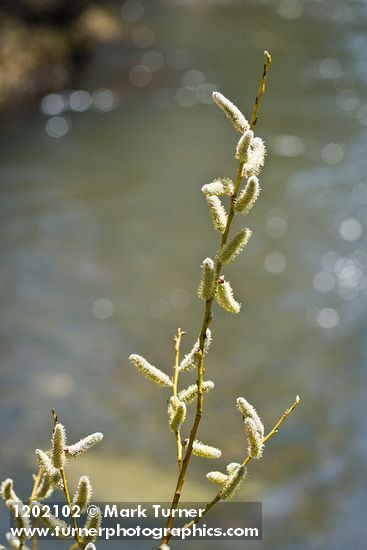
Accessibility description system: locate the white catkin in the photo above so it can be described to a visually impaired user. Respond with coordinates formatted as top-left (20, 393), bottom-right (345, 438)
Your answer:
top-left (35, 450), bottom-right (62, 489)
top-left (66, 433), bottom-right (104, 458)
top-left (35, 475), bottom-right (54, 500)
top-left (234, 176), bottom-right (260, 215)
top-left (201, 178), bottom-right (234, 196)
top-left (5, 534), bottom-right (31, 550)
top-left (245, 418), bottom-right (264, 459)
top-left (243, 137), bottom-right (266, 177)
top-left (216, 229), bottom-right (252, 265)
top-left (7, 500), bottom-right (31, 532)
top-left (206, 195), bottom-right (227, 234)
top-left (0, 479), bottom-right (20, 503)
top-left (216, 280), bottom-right (241, 314)
top-left (198, 258), bottom-right (215, 301)
top-left (39, 506), bottom-right (70, 538)
top-left (226, 462), bottom-right (241, 474)
top-left (236, 397), bottom-right (264, 437)
top-left (52, 423), bottom-right (67, 469)
top-left (85, 545), bottom-right (97, 550)
top-left (178, 380), bottom-right (215, 404)
top-left (219, 464), bottom-right (247, 500)
top-left (129, 354), bottom-right (172, 388)
top-left (235, 130), bottom-right (254, 162)
top-left (191, 440), bottom-right (222, 459)
top-left (168, 400), bottom-right (187, 432)
top-left (212, 92), bottom-right (249, 133)
top-left (72, 476), bottom-right (93, 514)
top-left (80, 507), bottom-right (102, 545)
top-left (206, 471), bottom-right (228, 484)
top-left (179, 329), bottom-right (212, 372)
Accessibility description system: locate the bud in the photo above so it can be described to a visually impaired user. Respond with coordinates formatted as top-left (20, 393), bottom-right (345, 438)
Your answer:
top-left (206, 471), bottom-right (228, 484)
top-left (72, 476), bottom-right (93, 514)
top-left (201, 178), bottom-right (234, 196)
top-left (236, 397), bottom-right (264, 437)
top-left (206, 195), bottom-right (227, 234)
top-left (66, 433), bottom-right (104, 458)
top-left (198, 258), bottom-right (215, 301)
top-left (168, 401), bottom-right (187, 432)
top-left (212, 92), bottom-right (249, 133)
top-left (235, 130), bottom-right (254, 162)
top-left (245, 418), bottom-right (264, 459)
top-left (216, 280), bottom-right (241, 314)
top-left (52, 423), bottom-right (67, 469)
top-left (178, 380), bottom-right (215, 405)
top-left (243, 137), bottom-right (266, 177)
top-left (191, 440), bottom-right (221, 459)
top-left (219, 464), bottom-right (247, 500)
top-left (129, 354), bottom-right (172, 388)
top-left (81, 506), bottom-right (102, 545)
top-left (216, 229), bottom-right (252, 265)
top-left (234, 176), bottom-right (260, 215)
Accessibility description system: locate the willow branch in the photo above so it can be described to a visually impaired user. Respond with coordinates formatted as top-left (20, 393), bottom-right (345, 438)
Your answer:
top-left (172, 328), bottom-right (184, 469)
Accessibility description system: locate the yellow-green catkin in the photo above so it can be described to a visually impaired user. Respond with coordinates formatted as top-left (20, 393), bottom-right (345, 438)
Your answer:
top-left (216, 229), bottom-right (252, 265)
top-left (168, 400), bottom-right (187, 432)
top-left (219, 464), bottom-right (247, 500)
top-left (206, 195), bottom-right (227, 234)
top-left (236, 397), bottom-right (264, 436)
top-left (80, 507), bottom-right (102, 545)
top-left (35, 475), bottom-right (54, 500)
top-left (39, 506), bottom-right (70, 537)
top-left (201, 178), bottom-right (234, 196)
top-left (129, 354), bottom-right (172, 388)
top-left (234, 176), bottom-right (260, 216)
top-left (52, 423), bottom-right (67, 469)
top-left (243, 137), bottom-right (266, 177)
top-left (179, 329), bottom-right (212, 372)
top-left (198, 258), bottom-right (215, 301)
top-left (66, 432), bottom-right (103, 458)
top-left (178, 380), bottom-right (214, 404)
top-left (212, 92), bottom-right (249, 133)
top-left (235, 130), bottom-right (254, 162)
top-left (191, 440), bottom-right (222, 459)
top-left (245, 418), bottom-right (264, 459)
top-left (216, 280), bottom-right (241, 314)
top-left (72, 476), bottom-right (93, 514)
top-left (206, 471), bottom-right (228, 484)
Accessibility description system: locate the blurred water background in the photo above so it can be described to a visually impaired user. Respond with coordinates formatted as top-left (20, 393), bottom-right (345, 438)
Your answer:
top-left (0, 0), bottom-right (366, 548)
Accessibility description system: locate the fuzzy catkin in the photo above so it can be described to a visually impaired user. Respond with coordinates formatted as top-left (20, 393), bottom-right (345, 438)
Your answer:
top-left (212, 92), bottom-right (249, 133)
top-left (168, 401), bottom-right (187, 432)
top-left (216, 229), bottom-right (252, 265)
top-left (191, 440), bottom-right (221, 459)
top-left (80, 507), bottom-right (102, 545)
top-left (179, 329), bottom-right (212, 372)
top-left (198, 258), bottom-right (215, 301)
top-left (219, 464), bottom-right (247, 500)
top-left (235, 130), bottom-right (254, 162)
top-left (66, 433), bottom-right (103, 458)
top-left (129, 354), bottom-right (172, 388)
top-left (206, 471), bottom-right (228, 484)
top-left (0, 479), bottom-right (20, 503)
top-left (216, 280), bottom-right (241, 314)
top-left (72, 476), bottom-right (93, 514)
top-left (35, 450), bottom-right (62, 489)
top-left (84, 545), bottom-right (97, 550)
top-left (178, 380), bottom-right (214, 404)
top-left (39, 506), bottom-right (70, 537)
top-left (5, 534), bottom-right (31, 550)
top-left (7, 500), bottom-right (31, 532)
top-left (201, 178), bottom-right (234, 196)
top-left (206, 195), bottom-right (227, 234)
top-left (35, 475), bottom-right (54, 500)
top-left (52, 423), bottom-right (67, 469)
top-left (234, 176), bottom-right (260, 215)
top-left (236, 397), bottom-right (264, 437)
top-left (245, 418), bottom-right (264, 459)
top-left (243, 137), bottom-right (266, 177)
top-left (226, 462), bottom-right (241, 474)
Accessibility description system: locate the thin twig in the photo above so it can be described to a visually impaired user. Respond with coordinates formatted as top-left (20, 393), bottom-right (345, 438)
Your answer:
top-left (160, 51), bottom-right (272, 548)
top-left (184, 396), bottom-right (301, 529)
top-left (172, 328), bottom-right (184, 469)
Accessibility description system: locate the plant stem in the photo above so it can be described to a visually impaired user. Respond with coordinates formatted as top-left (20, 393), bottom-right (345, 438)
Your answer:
top-left (160, 51), bottom-right (272, 548)
top-left (184, 396), bottom-right (301, 529)
top-left (172, 328), bottom-right (184, 469)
